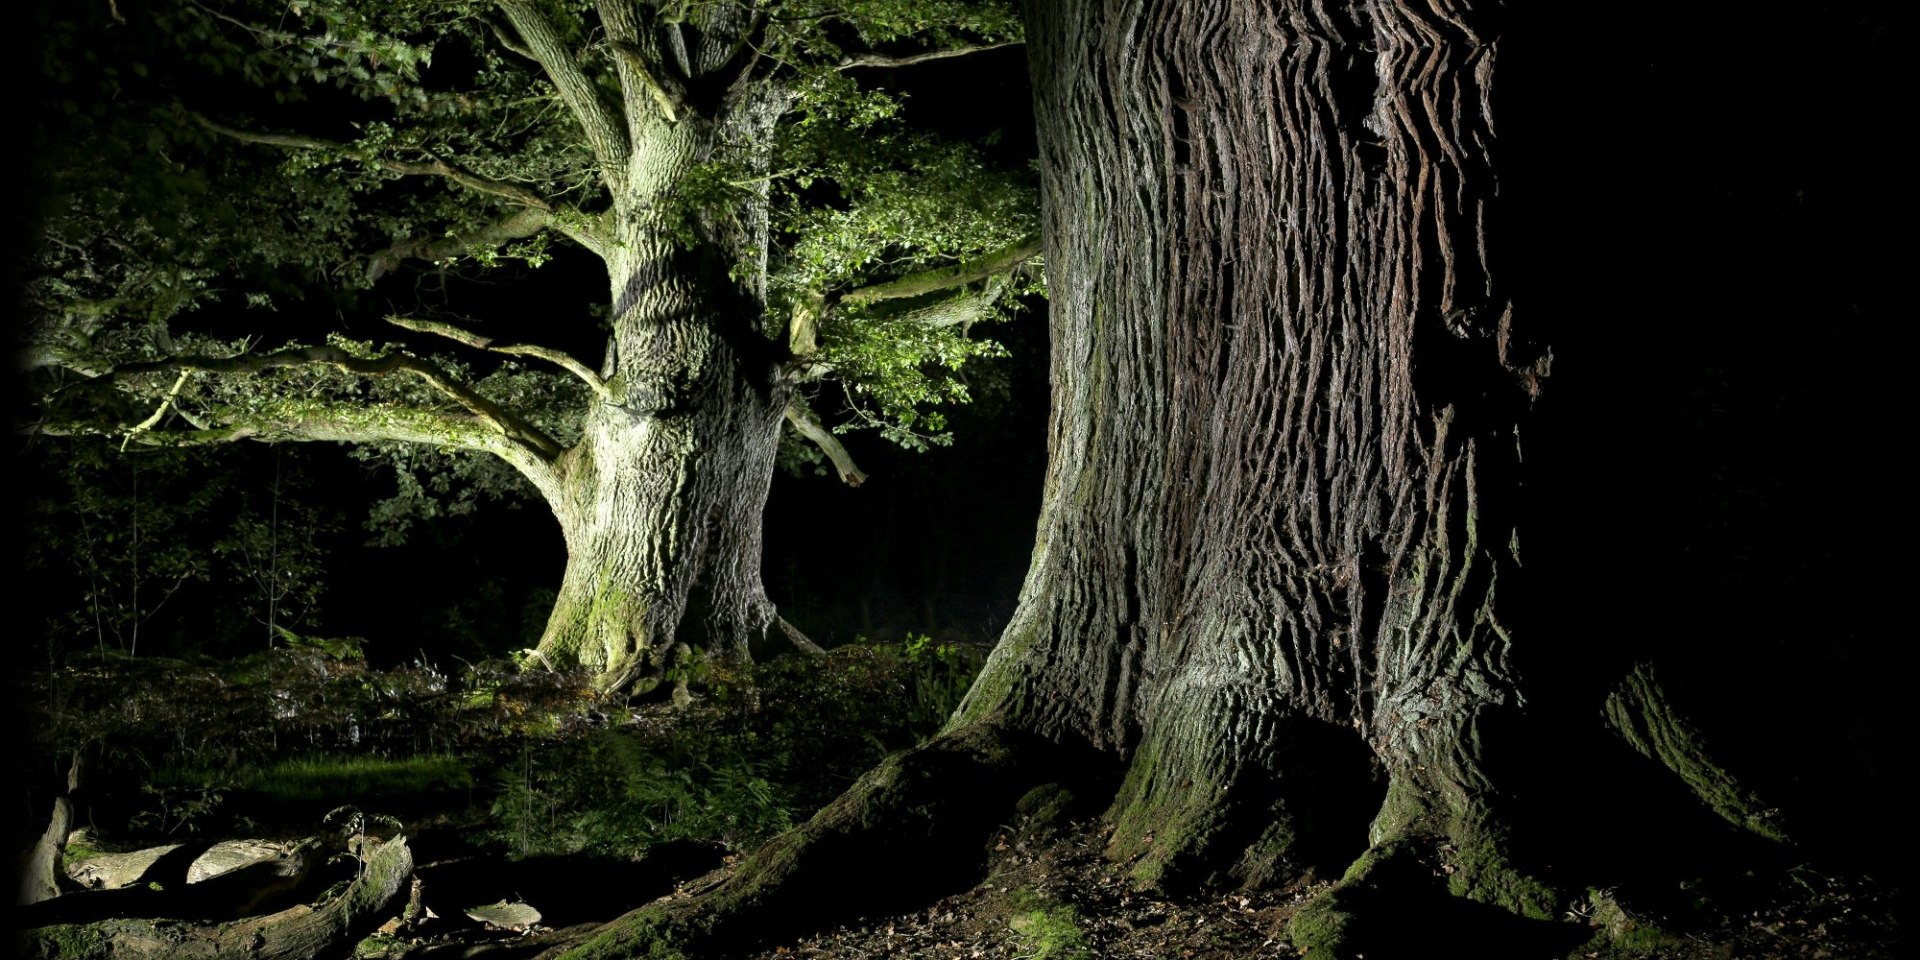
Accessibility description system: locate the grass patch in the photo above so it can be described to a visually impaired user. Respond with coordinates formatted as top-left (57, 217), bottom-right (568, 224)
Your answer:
top-left (186, 753), bottom-right (473, 803)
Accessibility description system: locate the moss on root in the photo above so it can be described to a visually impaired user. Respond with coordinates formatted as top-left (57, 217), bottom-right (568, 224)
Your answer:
top-left (1291, 839), bottom-right (1585, 960)
top-left (1442, 829), bottom-right (1558, 920)
top-left (1287, 843), bottom-right (1413, 958)
top-left (1604, 662), bottom-right (1788, 843)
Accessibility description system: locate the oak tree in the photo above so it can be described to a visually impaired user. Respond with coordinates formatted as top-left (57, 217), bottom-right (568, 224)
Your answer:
top-left (23, 0), bottom-right (1040, 690)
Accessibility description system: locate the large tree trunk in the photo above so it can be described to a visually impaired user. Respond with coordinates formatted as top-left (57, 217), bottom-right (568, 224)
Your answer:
top-left (952, 0), bottom-right (1553, 904)
top-left (531, 55), bottom-right (795, 689)
top-left (534, 301), bottom-right (789, 688)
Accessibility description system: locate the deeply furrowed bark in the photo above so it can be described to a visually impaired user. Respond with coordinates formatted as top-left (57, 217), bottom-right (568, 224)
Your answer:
top-left (947, 0), bottom-right (1552, 906)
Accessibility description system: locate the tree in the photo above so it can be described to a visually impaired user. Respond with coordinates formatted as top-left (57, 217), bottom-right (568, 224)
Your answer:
top-left (528, 2), bottom-right (1888, 957)
top-left (22, 0), bottom-right (1040, 691)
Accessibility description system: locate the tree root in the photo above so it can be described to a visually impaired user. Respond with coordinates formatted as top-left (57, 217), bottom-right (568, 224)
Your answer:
top-left (1604, 662), bottom-right (1789, 843)
top-left (14, 835), bottom-right (414, 960)
top-left (537, 724), bottom-right (1046, 959)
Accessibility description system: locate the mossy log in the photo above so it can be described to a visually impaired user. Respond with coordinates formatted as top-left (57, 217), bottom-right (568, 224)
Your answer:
top-left (19, 839), bottom-right (325, 928)
top-left (14, 835), bottom-right (412, 960)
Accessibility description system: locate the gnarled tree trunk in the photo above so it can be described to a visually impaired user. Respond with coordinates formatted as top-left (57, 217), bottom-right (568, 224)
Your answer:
top-left (535, 209), bottom-right (790, 686)
top-left (527, 23), bottom-right (797, 689)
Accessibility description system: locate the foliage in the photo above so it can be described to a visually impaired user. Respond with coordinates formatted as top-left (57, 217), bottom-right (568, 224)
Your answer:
top-left (23, 442), bottom-right (219, 658)
top-left (896, 632), bottom-right (986, 740)
top-left (19, 638), bottom-right (976, 852)
top-left (195, 754), bottom-right (472, 804)
top-left (23, 0), bottom-right (1038, 463)
top-left (22, 440), bottom-right (346, 661)
top-left (213, 450), bottom-right (337, 645)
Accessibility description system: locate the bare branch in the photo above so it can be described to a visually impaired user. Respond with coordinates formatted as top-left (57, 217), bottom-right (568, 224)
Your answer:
top-left (785, 399), bottom-right (866, 487)
top-left (121, 370), bottom-right (191, 450)
top-left (495, 0), bottom-right (630, 181)
top-left (387, 315), bottom-right (610, 401)
top-left (837, 40), bottom-right (1024, 71)
top-left (838, 235), bottom-right (1041, 307)
top-left (108, 345), bottom-right (566, 461)
top-left (193, 113), bottom-right (554, 211)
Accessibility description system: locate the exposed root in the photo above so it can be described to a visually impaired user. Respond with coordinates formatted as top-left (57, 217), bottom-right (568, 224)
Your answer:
top-left (15, 836), bottom-right (413, 960)
top-left (542, 723), bottom-right (1048, 959)
top-left (1605, 662), bottom-right (1790, 843)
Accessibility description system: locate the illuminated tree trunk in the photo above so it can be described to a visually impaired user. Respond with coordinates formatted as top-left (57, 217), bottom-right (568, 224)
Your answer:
top-left (952, 0), bottom-right (1556, 908)
top-left (531, 86), bottom-right (796, 688)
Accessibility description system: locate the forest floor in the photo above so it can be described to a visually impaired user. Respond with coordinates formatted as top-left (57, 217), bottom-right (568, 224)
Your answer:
top-left (722, 821), bottom-right (1905, 960)
top-left (377, 813), bottom-right (1906, 960)
top-left (12, 649), bottom-right (1909, 960)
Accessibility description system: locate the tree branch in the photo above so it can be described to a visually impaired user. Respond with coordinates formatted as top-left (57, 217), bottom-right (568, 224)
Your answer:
top-left (837, 40), bottom-right (1024, 71)
top-left (26, 399), bottom-right (557, 496)
top-left (598, 0), bottom-right (686, 126)
top-left (107, 345), bottom-right (566, 461)
top-left (368, 207), bottom-right (566, 281)
top-left (193, 113), bottom-right (553, 211)
top-left (488, 16), bottom-right (537, 61)
top-left (495, 0), bottom-right (630, 181)
top-left (838, 235), bottom-right (1041, 307)
top-left (386, 315), bottom-right (610, 401)
top-left (785, 399), bottom-right (866, 487)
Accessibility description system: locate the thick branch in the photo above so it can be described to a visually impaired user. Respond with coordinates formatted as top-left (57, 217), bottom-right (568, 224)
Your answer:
top-left (387, 315), bottom-right (610, 401)
top-left (599, 0), bottom-right (687, 125)
top-left (785, 400), bottom-right (867, 487)
top-left (886, 275), bottom-right (1013, 329)
top-left (108, 346), bottom-right (565, 460)
top-left (837, 40), bottom-right (1024, 71)
top-left (368, 207), bottom-right (561, 281)
top-left (193, 114), bottom-right (552, 211)
top-left (28, 399), bottom-right (558, 497)
top-left (838, 235), bottom-right (1041, 307)
top-left (495, 0), bottom-right (630, 181)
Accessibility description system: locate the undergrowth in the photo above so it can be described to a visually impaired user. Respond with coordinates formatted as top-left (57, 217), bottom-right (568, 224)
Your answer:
top-left (19, 634), bottom-right (986, 859)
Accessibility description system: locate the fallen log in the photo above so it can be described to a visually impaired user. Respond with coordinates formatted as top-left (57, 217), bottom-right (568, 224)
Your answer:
top-left (13, 835), bottom-right (413, 960)
top-left (17, 839), bottom-right (324, 928)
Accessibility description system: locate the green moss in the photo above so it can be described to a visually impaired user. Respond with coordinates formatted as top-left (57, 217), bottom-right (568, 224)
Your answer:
top-left (1288, 845), bottom-right (1406, 959)
top-left (1014, 783), bottom-right (1075, 835)
top-left (1571, 889), bottom-right (1689, 956)
top-left (557, 908), bottom-right (688, 960)
top-left (1007, 891), bottom-right (1091, 960)
top-left (1605, 664), bottom-right (1789, 843)
top-left (1443, 831), bottom-right (1557, 921)
top-left (24, 924), bottom-right (108, 960)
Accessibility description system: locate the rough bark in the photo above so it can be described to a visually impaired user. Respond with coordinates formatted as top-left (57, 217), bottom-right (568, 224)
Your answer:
top-left (533, 3), bottom-right (1805, 956)
top-left (947, 0), bottom-right (1551, 905)
top-left (527, 11), bottom-right (799, 688)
